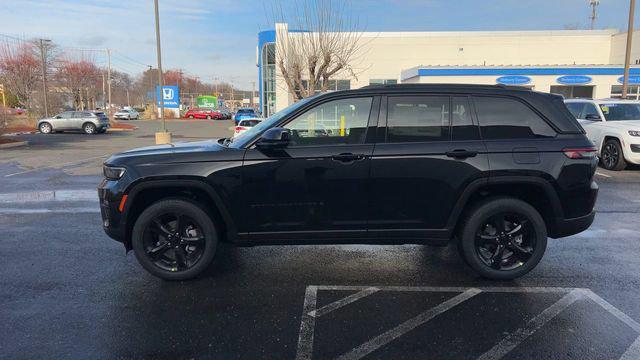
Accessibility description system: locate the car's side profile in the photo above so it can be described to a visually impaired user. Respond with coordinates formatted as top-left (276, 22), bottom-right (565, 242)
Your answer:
top-left (38, 110), bottom-right (110, 134)
top-left (565, 99), bottom-right (640, 170)
top-left (99, 84), bottom-right (598, 281)
top-left (183, 108), bottom-right (224, 120)
top-left (234, 108), bottom-right (257, 123)
top-left (114, 109), bottom-right (139, 120)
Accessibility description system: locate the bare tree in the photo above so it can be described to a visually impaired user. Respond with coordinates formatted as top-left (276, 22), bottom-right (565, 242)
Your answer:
top-left (271, 0), bottom-right (366, 100)
top-left (55, 56), bottom-right (100, 110)
top-left (0, 41), bottom-right (40, 111)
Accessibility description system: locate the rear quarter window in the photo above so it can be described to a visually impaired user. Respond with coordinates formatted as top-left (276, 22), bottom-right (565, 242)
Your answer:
top-left (473, 96), bottom-right (557, 140)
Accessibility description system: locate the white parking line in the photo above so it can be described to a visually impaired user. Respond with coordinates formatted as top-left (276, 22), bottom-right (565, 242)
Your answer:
top-left (4, 155), bottom-right (107, 177)
top-left (0, 207), bottom-right (100, 214)
top-left (478, 289), bottom-right (584, 360)
top-left (620, 336), bottom-right (640, 360)
top-left (296, 286), bottom-right (640, 360)
top-left (0, 190), bottom-right (97, 203)
top-left (336, 289), bottom-right (481, 360)
top-left (596, 171), bottom-right (611, 178)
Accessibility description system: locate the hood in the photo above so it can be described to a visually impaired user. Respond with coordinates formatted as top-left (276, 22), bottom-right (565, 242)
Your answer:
top-left (602, 120), bottom-right (640, 130)
top-left (105, 139), bottom-right (225, 165)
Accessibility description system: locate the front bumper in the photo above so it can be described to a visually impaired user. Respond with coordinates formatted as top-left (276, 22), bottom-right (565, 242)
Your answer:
top-left (98, 179), bottom-right (127, 245)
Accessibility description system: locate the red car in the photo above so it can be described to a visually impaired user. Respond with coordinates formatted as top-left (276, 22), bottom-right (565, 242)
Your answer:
top-left (183, 108), bottom-right (224, 120)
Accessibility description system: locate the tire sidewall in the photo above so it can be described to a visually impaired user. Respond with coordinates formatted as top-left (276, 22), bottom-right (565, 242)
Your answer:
top-left (132, 199), bottom-right (218, 281)
top-left (83, 123), bottom-right (96, 134)
top-left (601, 139), bottom-right (626, 171)
top-left (459, 198), bottom-right (547, 280)
top-left (39, 122), bottom-right (52, 134)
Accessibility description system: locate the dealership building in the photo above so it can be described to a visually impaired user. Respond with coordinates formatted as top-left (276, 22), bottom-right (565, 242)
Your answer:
top-left (257, 24), bottom-right (640, 116)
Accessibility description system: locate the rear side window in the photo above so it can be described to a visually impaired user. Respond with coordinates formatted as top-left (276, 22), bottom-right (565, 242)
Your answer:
top-left (387, 96), bottom-right (450, 142)
top-left (565, 102), bottom-right (586, 119)
top-left (473, 96), bottom-right (556, 139)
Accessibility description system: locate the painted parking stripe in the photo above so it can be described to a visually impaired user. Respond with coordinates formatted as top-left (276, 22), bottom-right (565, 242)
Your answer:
top-left (478, 289), bottom-right (584, 360)
top-left (0, 207), bottom-right (100, 214)
top-left (620, 336), bottom-right (640, 360)
top-left (335, 288), bottom-right (481, 360)
top-left (596, 172), bottom-right (611, 178)
top-left (0, 190), bottom-right (97, 203)
top-left (309, 287), bottom-right (379, 318)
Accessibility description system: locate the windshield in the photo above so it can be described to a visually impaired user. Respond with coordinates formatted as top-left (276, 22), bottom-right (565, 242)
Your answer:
top-left (227, 95), bottom-right (319, 148)
top-left (599, 103), bottom-right (640, 121)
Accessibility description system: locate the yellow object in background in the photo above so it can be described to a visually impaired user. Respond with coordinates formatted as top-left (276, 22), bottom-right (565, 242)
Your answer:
top-left (340, 115), bottom-right (345, 136)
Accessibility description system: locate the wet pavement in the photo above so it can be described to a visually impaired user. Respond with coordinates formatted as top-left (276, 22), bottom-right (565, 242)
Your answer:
top-left (1, 122), bottom-right (640, 359)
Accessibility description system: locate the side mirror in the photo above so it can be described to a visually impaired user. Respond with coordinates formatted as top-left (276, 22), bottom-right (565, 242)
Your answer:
top-left (55, 115), bottom-right (62, 119)
top-left (256, 127), bottom-right (290, 149)
top-left (585, 114), bottom-right (601, 121)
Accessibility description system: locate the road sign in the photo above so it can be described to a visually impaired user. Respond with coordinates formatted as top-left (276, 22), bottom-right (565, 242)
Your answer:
top-left (156, 85), bottom-right (179, 108)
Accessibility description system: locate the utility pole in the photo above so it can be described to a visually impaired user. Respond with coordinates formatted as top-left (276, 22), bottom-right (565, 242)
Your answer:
top-left (126, 88), bottom-right (130, 107)
top-left (153, 0), bottom-right (170, 144)
top-left (623, 0), bottom-right (636, 99)
top-left (0, 84), bottom-right (6, 127)
top-left (106, 49), bottom-right (112, 120)
top-left (38, 39), bottom-right (51, 117)
top-left (251, 81), bottom-right (255, 107)
top-left (101, 72), bottom-right (106, 109)
top-left (147, 65), bottom-right (157, 119)
top-left (589, 0), bottom-right (600, 30)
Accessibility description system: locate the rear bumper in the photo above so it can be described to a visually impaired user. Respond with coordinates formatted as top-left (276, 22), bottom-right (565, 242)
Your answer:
top-left (551, 210), bottom-right (596, 238)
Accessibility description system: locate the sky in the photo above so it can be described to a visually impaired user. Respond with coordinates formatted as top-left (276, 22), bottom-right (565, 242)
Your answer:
top-left (0, 0), bottom-right (638, 90)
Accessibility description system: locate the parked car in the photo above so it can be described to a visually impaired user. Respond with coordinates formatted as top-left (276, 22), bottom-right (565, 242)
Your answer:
top-left (114, 109), bottom-right (139, 120)
top-left (100, 84), bottom-right (597, 281)
top-left (218, 109), bottom-right (232, 119)
top-left (234, 108), bottom-right (256, 123)
top-left (183, 108), bottom-right (224, 120)
top-left (38, 110), bottom-right (110, 134)
top-left (233, 118), bottom-right (262, 137)
top-left (565, 99), bottom-right (640, 170)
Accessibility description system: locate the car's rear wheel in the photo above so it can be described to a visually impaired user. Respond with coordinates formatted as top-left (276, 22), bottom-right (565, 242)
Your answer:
top-left (601, 139), bottom-right (627, 171)
top-left (83, 122), bottom-right (96, 134)
top-left (132, 199), bottom-right (218, 280)
top-left (458, 197), bottom-right (547, 280)
top-left (39, 122), bottom-right (52, 134)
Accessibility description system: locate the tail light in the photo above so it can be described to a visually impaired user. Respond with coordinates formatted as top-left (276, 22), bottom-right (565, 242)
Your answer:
top-left (562, 147), bottom-right (597, 159)
top-left (235, 126), bottom-right (246, 132)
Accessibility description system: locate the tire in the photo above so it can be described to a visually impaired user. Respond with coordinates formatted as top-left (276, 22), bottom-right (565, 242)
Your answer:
top-left (83, 122), bottom-right (96, 134)
top-left (600, 139), bottom-right (627, 171)
top-left (39, 122), bottom-right (52, 134)
top-left (206, 115), bottom-right (211, 120)
top-left (457, 197), bottom-right (547, 280)
top-left (132, 199), bottom-right (218, 281)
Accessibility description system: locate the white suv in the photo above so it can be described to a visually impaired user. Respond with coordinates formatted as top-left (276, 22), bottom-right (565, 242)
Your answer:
top-left (565, 99), bottom-right (640, 170)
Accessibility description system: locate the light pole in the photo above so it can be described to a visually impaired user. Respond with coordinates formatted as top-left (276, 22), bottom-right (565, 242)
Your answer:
top-left (153, 0), bottom-right (171, 144)
top-left (622, 0), bottom-right (636, 99)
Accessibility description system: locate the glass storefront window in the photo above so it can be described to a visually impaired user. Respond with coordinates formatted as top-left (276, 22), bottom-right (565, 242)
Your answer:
top-left (550, 85), bottom-right (594, 99)
top-left (610, 85), bottom-right (640, 100)
top-left (369, 79), bottom-right (397, 85)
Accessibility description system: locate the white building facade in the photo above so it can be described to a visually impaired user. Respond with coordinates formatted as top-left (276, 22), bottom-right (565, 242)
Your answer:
top-left (257, 24), bottom-right (640, 116)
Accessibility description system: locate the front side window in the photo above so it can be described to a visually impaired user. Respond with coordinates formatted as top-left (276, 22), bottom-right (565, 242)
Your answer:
top-left (387, 96), bottom-right (450, 143)
top-left (58, 111), bottom-right (74, 119)
top-left (284, 97), bottom-right (372, 146)
top-left (474, 96), bottom-right (556, 140)
top-left (582, 103), bottom-right (600, 119)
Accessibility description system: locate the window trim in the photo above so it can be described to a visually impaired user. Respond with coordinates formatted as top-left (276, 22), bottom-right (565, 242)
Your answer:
top-left (470, 94), bottom-right (559, 141)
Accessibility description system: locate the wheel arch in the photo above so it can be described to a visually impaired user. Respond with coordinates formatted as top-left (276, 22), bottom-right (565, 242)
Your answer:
top-left (447, 176), bottom-right (564, 239)
top-left (121, 178), bottom-right (237, 250)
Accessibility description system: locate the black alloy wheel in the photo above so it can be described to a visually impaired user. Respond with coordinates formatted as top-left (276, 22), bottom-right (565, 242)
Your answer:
top-left (601, 139), bottom-right (626, 171)
top-left (458, 197), bottom-right (547, 280)
top-left (132, 199), bottom-right (218, 280)
top-left (142, 213), bottom-right (206, 272)
top-left (475, 213), bottom-right (535, 271)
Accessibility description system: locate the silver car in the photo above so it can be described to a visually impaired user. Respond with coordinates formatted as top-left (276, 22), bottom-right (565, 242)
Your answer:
top-left (38, 111), bottom-right (110, 134)
top-left (114, 108), bottom-right (139, 120)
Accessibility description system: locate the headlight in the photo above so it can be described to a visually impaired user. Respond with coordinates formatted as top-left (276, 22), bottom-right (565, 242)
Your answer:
top-left (103, 165), bottom-right (126, 180)
top-left (628, 130), bottom-right (640, 137)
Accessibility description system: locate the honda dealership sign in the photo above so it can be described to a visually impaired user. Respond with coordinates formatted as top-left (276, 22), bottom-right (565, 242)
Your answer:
top-left (156, 85), bottom-right (180, 108)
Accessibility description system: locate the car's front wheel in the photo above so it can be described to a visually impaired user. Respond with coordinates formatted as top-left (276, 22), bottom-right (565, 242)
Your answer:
top-left (601, 139), bottom-right (627, 171)
top-left (132, 199), bottom-right (218, 280)
top-left (458, 197), bottom-right (547, 280)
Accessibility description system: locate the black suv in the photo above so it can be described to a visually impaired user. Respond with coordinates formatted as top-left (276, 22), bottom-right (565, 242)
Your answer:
top-left (99, 84), bottom-right (598, 280)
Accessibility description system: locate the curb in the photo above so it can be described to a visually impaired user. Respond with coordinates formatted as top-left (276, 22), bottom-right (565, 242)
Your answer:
top-left (0, 140), bottom-right (28, 149)
top-left (107, 127), bottom-right (137, 132)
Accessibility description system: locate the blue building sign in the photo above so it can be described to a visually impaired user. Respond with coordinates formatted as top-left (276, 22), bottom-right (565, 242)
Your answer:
top-left (556, 75), bottom-right (592, 85)
top-left (156, 85), bottom-right (180, 108)
top-left (496, 75), bottom-right (531, 85)
top-left (617, 75), bottom-right (640, 85)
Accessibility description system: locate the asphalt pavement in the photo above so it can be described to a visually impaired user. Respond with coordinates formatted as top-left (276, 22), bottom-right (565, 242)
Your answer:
top-left (1, 120), bottom-right (639, 359)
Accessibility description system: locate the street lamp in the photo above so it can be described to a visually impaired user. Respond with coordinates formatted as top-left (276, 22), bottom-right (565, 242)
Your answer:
top-left (153, 0), bottom-right (171, 144)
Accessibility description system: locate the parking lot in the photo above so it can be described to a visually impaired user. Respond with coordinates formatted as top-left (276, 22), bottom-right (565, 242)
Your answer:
top-left (1, 120), bottom-right (640, 359)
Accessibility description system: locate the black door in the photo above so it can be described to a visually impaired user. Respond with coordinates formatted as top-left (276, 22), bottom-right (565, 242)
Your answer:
top-left (242, 96), bottom-right (379, 241)
top-left (368, 95), bottom-right (489, 240)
